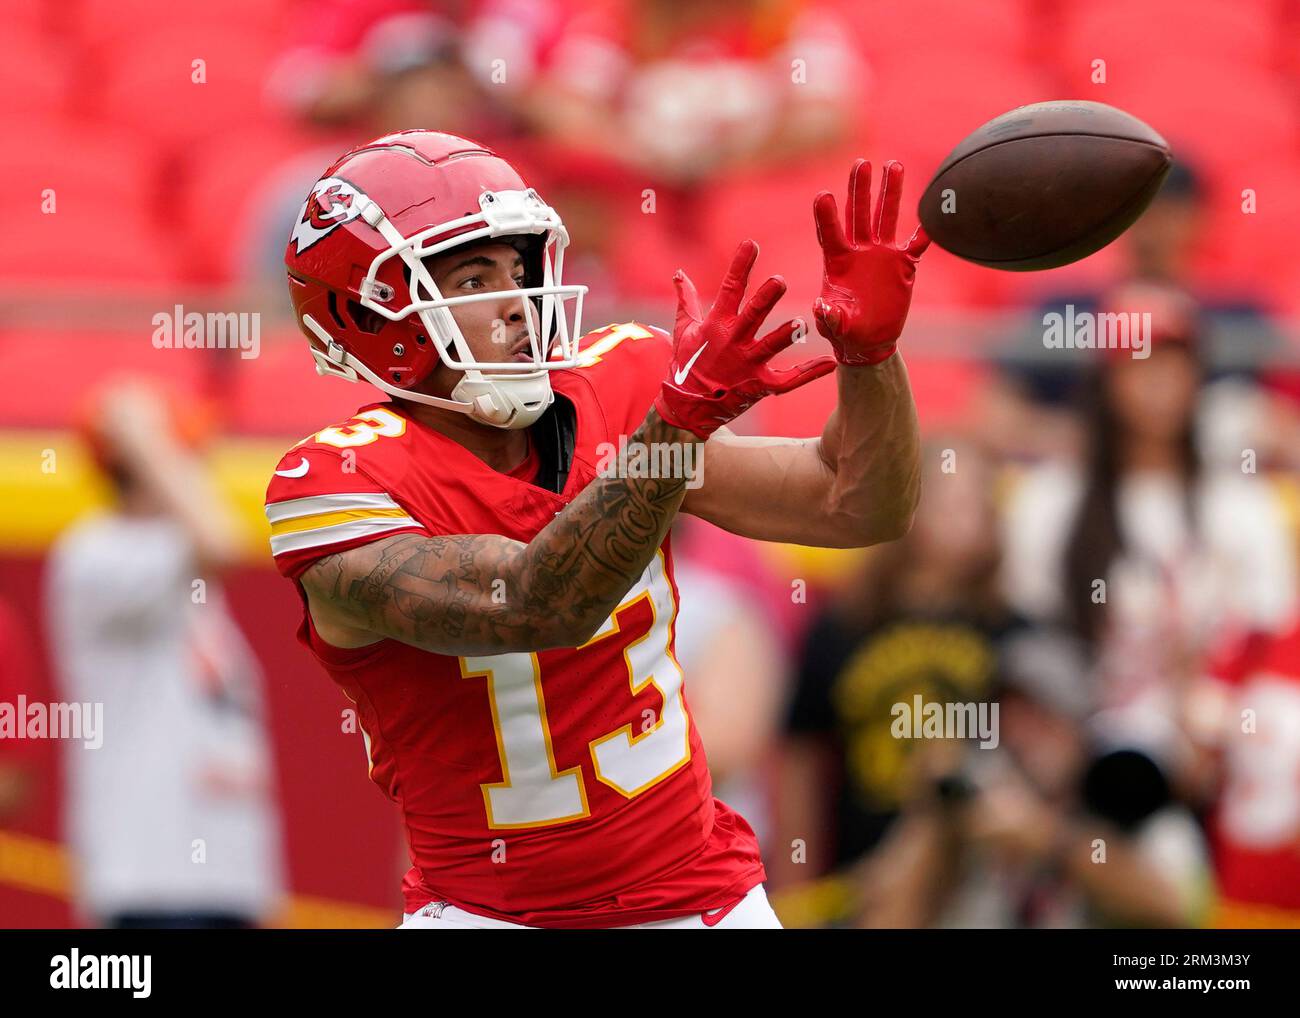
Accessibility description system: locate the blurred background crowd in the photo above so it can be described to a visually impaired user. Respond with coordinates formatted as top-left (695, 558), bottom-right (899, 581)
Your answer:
top-left (2, 0), bottom-right (1300, 928)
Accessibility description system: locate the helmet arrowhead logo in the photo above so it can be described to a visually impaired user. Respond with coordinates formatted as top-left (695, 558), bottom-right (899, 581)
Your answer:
top-left (306, 184), bottom-right (353, 228)
top-left (290, 177), bottom-right (369, 254)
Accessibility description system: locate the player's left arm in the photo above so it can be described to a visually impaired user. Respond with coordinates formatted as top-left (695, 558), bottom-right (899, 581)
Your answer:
top-left (683, 159), bottom-right (929, 548)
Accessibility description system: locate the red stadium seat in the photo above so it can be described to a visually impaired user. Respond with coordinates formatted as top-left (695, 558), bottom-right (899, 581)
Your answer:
top-left (1087, 61), bottom-right (1299, 182)
top-left (6, 0), bottom-right (54, 34)
top-left (1192, 164), bottom-right (1300, 310)
top-left (176, 127), bottom-right (325, 284)
top-left (0, 119), bottom-right (156, 218)
top-left (904, 356), bottom-right (993, 432)
top-left (1272, 259), bottom-right (1300, 318)
top-left (90, 27), bottom-right (279, 151)
top-left (605, 186), bottom-right (733, 306)
top-left (1058, 0), bottom-right (1279, 81)
top-left (866, 56), bottom-right (1058, 180)
top-left (749, 347), bottom-right (991, 438)
top-left (0, 32), bottom-right (71, 118)
top-left (0, 216), bottom-right (174, 288)
top-left (73, 0), bottom-right (287, 47)
top-left (0, 121), bottom-right (173, 288)
top-left (912, 247), bottom-right (1019, 310)
top-left (828, 0), bottom-right (1034, 68)
top-left (0, 330), bottom-right (207, 429)
top-left (231, 331), bottom-right (384, 436)
top-left (702, 161), bottom-right (842, 306)
top-left (1282, 17), bottom-right (1300, 85)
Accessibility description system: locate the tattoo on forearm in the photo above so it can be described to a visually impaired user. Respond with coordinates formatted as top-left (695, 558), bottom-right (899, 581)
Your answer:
top-left (304, 412), bottom-right (697, 653)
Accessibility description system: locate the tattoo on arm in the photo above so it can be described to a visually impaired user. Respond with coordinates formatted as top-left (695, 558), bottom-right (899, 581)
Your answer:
top-left (301, 411), bottom-right (696, 655)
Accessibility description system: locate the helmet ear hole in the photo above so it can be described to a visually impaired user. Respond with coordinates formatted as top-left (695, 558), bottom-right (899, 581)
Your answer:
top-left (326, 291), bottom-right (348, 331)
top-left (346, 299), bottom-right (387, 335)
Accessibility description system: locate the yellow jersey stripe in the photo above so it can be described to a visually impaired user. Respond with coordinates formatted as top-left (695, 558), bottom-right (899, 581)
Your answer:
top-left (269, 506), bottom-right (412, 537)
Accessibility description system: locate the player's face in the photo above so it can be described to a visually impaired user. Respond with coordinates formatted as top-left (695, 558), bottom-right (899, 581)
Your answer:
top-left (424, 240), bottom-right (542, 367)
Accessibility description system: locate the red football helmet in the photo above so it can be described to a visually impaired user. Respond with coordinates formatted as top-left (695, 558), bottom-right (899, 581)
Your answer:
top-left (284, 131), bottom-right (586, 428)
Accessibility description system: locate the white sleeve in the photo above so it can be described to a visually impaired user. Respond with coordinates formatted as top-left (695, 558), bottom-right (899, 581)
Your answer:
top-left (999, 464), bottom-right (1081, 623)
top-left (1207, 477), bottom-right (1297, 631)
top-left (46, 520), bottom-right (195, 650)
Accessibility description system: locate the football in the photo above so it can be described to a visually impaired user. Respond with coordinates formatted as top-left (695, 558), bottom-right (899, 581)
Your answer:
top-left (917, 100), bottom-right (1173, 271)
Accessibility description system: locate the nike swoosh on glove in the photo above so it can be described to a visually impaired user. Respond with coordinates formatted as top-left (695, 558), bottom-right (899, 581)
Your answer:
top-left (813, 159), bottom-right (930, 366)
top-left (654, 240), bottom-right (836, 439)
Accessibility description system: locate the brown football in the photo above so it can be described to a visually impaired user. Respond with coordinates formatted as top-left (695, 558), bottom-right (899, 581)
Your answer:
top-left (917, 100), bottom-right (1172, 271)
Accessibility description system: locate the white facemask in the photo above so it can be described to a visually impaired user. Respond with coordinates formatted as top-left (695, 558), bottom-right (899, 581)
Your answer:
top-left (306, 187), bottom-right (587, 430)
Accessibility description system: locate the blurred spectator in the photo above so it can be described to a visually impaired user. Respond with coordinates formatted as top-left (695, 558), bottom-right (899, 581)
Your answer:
top-left (267, 1), bottom-right (507, 137)
top-left (670, 516), bottom-right (787, 847)
top-left (1001, 286), bottom-right (1296, 739)
top-left (1187, 621), bottom-right (1300, 927)
top-left (514, 0), bottom-right (861, 301)
top-left (855, 629), bottom-right (1210, 928)
top-left (248, 1), bottom-right (524, 288)
top-left (982, 160), bottom-right (1275, 465)
top-left (1254, 379), bottom-right (1300, 477)
top-left (45, 379), bottom-right (283, 928)
top-left (1124, 161), bottom-right (1205, 288)
top-left (521, 0), bottom-right (858, 185)
top-left (771, 439), bottom-right (1022, 914)
top-left (970, 368), bottom-right (1086, 467)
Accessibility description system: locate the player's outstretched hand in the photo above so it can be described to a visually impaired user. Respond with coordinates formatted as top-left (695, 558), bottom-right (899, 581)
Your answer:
top-left (813, 160), bottom-right (929, 366)
top-left (654, 240), bottom-right (835, 439)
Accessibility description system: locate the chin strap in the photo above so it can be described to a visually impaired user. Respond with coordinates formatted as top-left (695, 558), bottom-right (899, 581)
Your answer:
top-left (302, 313), bottom-right (552, 428)
top-left (450, 371), bottom-right (554, 429)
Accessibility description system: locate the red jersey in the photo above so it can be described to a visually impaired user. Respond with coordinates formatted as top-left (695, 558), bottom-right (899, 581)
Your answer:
top-left (264, 322), bottom-right (765, 927)
top-left (1205, 621), bottom-right (1300, 924)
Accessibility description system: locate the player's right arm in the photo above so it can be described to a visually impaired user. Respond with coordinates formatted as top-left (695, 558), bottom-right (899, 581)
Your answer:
top-left (300, 407), bottom-right (692, 655)
top-left (298, 240), bottom-right (830, 657)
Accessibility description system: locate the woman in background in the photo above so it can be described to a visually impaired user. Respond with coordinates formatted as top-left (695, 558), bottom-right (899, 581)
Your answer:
top-left (1001, 283), bottom-right (1295, 741)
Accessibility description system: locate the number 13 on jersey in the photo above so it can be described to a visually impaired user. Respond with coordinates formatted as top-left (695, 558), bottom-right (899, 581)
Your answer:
top-left (459, 551), bottom-right (692, 829)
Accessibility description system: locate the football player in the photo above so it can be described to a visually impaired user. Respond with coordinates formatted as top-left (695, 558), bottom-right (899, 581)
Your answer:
top-left (266, 131), bottom-right (928, 928)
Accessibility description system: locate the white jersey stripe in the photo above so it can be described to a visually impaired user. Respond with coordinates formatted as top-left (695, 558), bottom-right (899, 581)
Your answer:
top-left (269, 515), bottom-right (425, 556)
top-left (265, 491), bottom-right (402, 524)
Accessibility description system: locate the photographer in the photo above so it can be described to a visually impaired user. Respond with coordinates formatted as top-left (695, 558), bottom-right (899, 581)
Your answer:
top-left (857, 631), bottom-right (1211, 928)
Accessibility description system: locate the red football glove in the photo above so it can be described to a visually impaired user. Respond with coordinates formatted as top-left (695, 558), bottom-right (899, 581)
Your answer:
top-left (654, 241), bottom-right (836, 439)
top-left (813, 159), bottom-right (930, 366)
